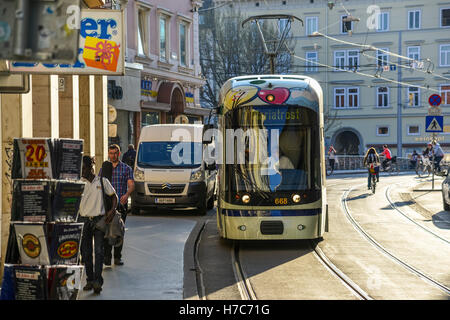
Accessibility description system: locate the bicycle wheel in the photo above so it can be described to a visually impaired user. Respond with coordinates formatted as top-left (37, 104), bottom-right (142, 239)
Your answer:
top-left (371, 175), bottom-right (376, 194)
top-left (418, 164), bottom-right (430, 178)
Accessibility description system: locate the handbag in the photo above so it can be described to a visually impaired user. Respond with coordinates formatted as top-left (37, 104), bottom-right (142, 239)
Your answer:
top-left (95, 177), bottom-right (116, 232)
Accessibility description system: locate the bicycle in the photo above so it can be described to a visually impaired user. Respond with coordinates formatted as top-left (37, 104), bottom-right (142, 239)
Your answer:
top-left (416, 156), bottom-right (432, 178)
top-left (369, 164), bottom-right (377, 194)
top-left (380, 156), bottom-right (399, 175)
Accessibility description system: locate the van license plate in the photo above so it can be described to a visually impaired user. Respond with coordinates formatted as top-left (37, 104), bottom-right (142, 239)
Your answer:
top-left (155, 198), bottom-right (175, 204)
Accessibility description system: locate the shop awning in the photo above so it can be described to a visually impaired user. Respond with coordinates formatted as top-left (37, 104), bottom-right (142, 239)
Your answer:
top-left (140, 100), bottom-right (171, 112)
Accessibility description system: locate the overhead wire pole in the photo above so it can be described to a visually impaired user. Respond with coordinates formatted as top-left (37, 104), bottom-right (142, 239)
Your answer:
top-left (241, 14), bottom-right (303, 74)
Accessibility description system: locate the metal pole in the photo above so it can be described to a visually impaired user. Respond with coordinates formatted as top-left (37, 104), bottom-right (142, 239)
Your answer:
top-left (13, 0), bottom-right (30, 57)
top-left (269, 54), bottom-right (275, 74)
top-left (432, 132), bottom-right (436, 190)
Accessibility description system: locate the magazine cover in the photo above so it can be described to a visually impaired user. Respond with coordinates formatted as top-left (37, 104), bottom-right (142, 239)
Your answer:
top-left (14, 265), bottom-right (47, 300)
top-left (51, 181), bottom-right (85, 222)
top-left (0, 264), bottom-right (16, 300)
top-left (11, 179), bottom-right (52, 222)
top-left (47, 265), bottom-right (84, 300)
top-left (14, 222), bottom-right (50, 265)
top-left (48, 223), bottom-right (83, 265)
top-left (11, 138), bottom-right (54, 180)
top-left (54, 139), bottom-right (84, 180)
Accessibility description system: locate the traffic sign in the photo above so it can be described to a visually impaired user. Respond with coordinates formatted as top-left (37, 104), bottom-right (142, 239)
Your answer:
top-left (425, 115), bottom-right (443, 132)
top-left (428, 94), bottom-right (442, 107)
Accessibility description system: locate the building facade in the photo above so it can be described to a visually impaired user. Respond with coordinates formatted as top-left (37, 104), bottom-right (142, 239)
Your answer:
top-left (215, 0), bottom-right (450, 157)
top-left (108, 0), bottom-right (208, 153)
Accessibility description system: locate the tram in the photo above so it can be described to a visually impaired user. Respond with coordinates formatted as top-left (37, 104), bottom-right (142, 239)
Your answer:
top-left (215, 75), bottom-right (328, 240)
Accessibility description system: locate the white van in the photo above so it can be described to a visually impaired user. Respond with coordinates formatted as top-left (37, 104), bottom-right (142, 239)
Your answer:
top-left (131, 124), bottom-right (216, 215)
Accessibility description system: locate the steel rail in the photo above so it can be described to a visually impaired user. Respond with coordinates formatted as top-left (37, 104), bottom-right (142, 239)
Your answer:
top-left (385, 184), bottom-right (450, 245)
top-left (341, 185), bottom-right (450, 296)
top-left (309, 240), bottom-right (372, 300)
top-left (231, 242), bottom-right (257, 300)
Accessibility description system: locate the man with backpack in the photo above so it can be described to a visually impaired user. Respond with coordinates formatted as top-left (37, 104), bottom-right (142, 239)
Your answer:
top-left (363, 147), bottom-right (380, 190)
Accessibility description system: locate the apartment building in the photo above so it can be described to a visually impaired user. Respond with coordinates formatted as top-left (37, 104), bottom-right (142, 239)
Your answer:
top-left (108, 0), bottom-right (208, 152)
top-left (214, 0), bottom-right (450, 156)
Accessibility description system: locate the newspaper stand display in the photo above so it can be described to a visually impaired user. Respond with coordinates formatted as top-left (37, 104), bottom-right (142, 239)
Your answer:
top-left (1, 138), bottom-right (85, 300)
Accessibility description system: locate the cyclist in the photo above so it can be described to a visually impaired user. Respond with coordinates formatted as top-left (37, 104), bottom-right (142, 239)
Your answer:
top-left (363, 147), bottom-right (380, 190)
top-left (379, 144), bottom-right (392, 170)
top-left (423, 143), bottom-right (433, 159)
top-left (432, 142), bottom-right (445, 172)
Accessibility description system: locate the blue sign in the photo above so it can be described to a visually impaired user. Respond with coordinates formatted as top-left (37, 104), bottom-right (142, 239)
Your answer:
top-left (389, 64), bottom-right (396, 71)
top-left (425, 115), bottom-right (443, 132)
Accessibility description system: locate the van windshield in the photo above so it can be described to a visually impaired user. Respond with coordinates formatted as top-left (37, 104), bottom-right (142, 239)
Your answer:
top-left (137, 141), bottom-right (202, 168)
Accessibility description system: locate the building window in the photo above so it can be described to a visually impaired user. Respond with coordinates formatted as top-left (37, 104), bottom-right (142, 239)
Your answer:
top-left (347, 50), bottom-right (359, 70)
top-left (159, 15), bottom-right (169, 61)
top-left (407, 86), bottom-right (420, 107)
top-left (142, 111), bottom-right (160, 126)
top-left (137, 7), bottom-right (150, 57)
top-left (377, 87), bottom-right (389, 108)
top-left (348, 88), bottom-right (359, 107)
top-left (377, 126), bottom-right (390, 136)
top-left (305, 16), bottom-right (318, 35)
top-left (440, 8), bottom-right (450, 27)
top-left (408, 125), bottom-right (420, 135)
top-left (179, 22), bottom-right (188, 67)
top-left (407, 46), bottom-right (420, 62)
top-left (334, 50), bottom-right (346, 70)
top-left (377, 12), bottom-right (389, 31)
top-left (440, 44), bottom-right (450, 66)
top-left (408, 10), bottom-right (421, 29)
top-left (305, 51), bottom-right (318, 72)
top-left (441, 84), bottom-right (450, 105)
top-left (334, 50), bottom-right (359, 71)
top-left (334, 88), bottom-right (346, 108)
top-left (334, 87), bottom-right (359, 108)
top-left (376, 48), bottom-right (389, 67)
top-left (341, 15), bottom-right (353, 34)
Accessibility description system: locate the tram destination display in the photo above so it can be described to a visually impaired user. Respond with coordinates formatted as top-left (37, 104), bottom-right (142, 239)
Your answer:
top-left (14, 222), bottom-right (50, 265)
top-left (48, 223), bottom-right (83, 265)
top-left (11, 180), bottom-right (52, 222)
top-left (14, 265), bottom-right (47, 300)
top-left (51, 181), bottom-right (85, 222)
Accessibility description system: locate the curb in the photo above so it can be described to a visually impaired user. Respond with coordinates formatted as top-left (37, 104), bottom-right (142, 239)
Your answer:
top-left (183, 220), bottom-right (205, 300)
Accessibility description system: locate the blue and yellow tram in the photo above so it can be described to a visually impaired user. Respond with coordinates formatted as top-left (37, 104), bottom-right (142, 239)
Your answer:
top-left (216, 75), bottom-right (328, 240)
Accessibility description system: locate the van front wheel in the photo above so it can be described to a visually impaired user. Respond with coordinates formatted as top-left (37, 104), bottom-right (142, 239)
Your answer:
top-left (197, 197), bottom-right (208, 216)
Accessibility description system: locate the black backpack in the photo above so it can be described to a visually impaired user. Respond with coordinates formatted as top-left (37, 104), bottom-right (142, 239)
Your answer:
top-left (367, 153), bottom-right (376, 164)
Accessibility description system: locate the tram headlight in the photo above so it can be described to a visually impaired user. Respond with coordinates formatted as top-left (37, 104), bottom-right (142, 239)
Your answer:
top-left (238, 225), bottom-right (247, 231)
top-left (297, 224), bottom-right (306, 231)
top-left (292, 194), bottom-right (301, 203)
top-left (242, 194), bottom-right (251, 204)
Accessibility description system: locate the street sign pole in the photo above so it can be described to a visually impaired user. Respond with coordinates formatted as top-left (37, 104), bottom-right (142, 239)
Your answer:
top-left (432, 132), bottom-right (436, 190)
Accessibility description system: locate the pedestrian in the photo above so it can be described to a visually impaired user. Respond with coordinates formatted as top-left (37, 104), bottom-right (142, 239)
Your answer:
top-left (104, 144), bottom-right (135, 266)
top-left (432, 142), bottom-right (445, 172)
top-left (122, 144), bottom-right (137, 169)
top-left (410, 150), bottom-right (418, 169)
top-left (328, 145), bottom-right (337, 174)
top-left (78, 156), bottom-right (117, 294)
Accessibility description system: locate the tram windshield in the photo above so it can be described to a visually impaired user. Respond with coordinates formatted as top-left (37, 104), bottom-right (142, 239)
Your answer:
top-left (224, 105), bottom-right (320, 194)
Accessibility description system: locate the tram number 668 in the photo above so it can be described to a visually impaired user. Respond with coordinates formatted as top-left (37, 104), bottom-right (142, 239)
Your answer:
top-left (274, 198), bottom-right (288, 205)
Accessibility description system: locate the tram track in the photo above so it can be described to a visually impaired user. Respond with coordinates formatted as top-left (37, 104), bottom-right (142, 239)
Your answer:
top-left (341, 184), bottom-right (450, 296)
top-left (385, 184), bottom-right (450, 245)
top-left (231, 242), bottom-right (258, 300)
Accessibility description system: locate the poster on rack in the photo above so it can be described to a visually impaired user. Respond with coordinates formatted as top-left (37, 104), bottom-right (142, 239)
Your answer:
top-left (11, 179), bottom-right (52, 222)
top-left (53, 139), bottom-right (84, 179)
top-left (48, 223), bottom-right (83, 265)
top-left (14, 222), bottom-right (50, 265)
top-left (14, 265), bottom-right (47, 300)
top-left (46, 265), bottom-right (83, 300)
top-left (52, 181), bottom-right (85, 222)
top-left (11, 138), bottom-right (54, 179)
top-left (0, 264), bottom-right (16, 300)
top-left (9, 10), bottom-right (125, 75)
